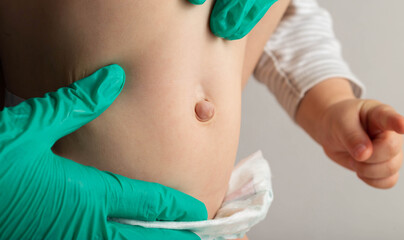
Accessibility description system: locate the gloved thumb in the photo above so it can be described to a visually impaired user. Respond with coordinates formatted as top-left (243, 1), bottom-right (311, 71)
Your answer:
top-left (338, 118), bottom-right (373, 162)
top-left (0, 64), bottom-right (125, 146)
top-left (106, 173), bottom-right (208, 222)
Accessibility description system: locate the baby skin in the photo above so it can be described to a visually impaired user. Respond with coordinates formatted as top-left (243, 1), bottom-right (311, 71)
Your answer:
top-left (0, 0), bottom-right (290, 224)
top-left (1, 0), bottom-right (403, 238)
top-left (297, 79), bottom-right (404, 189)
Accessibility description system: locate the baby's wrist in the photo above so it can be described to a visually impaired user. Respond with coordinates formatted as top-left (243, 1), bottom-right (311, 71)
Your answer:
top-left (295, 78), bottom-right (356, 143)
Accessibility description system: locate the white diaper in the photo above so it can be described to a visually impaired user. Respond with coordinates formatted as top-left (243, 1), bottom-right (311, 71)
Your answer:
top-left (113, 151), bottom-right (274, 240)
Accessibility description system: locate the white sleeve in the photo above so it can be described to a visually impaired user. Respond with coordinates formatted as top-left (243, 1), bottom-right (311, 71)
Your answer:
top-left (253, 0), bottom-right (365, 121)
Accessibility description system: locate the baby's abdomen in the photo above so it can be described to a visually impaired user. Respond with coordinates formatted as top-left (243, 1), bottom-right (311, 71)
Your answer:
top-left (61, 74), bottom-right (242, 219)
top-left (55, 56), bottom-right (244, 218)
top-left (0, 0), bottom-right (245, 218)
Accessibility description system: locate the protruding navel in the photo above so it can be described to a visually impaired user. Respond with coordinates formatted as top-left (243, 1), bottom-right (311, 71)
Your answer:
top-left (195, 99), bottom-right (215, 122)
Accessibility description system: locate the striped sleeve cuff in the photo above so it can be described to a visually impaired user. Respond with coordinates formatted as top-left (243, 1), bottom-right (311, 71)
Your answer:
top-left (254, 51), bottom-right (365, 121)
top-left (253, 0), bottom-right (365, 122)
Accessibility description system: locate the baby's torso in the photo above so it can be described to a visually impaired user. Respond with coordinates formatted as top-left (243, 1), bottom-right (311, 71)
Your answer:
top-left (0, 0), bottom-right (289, 218)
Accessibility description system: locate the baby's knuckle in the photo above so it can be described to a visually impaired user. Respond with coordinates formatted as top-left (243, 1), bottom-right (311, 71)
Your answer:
top-left (372, 104), bottom-right (386, 117)
top-left (362, 99), bottom-right (381, 109)
top-left (377, 104), bottom-right (393, 116)
top-left (385, 160), bottom-right (398, 176)
top-left (380, 104), bottom-right (394, 112)
top-left (383, 178), bottom-right (398, 189)
top-left (368, 179), bottom-right (388, 189)
top-left (384, 134), bottom-right (401, 157)
top-left (389, 154), bottom-right (402, 174)
top-left (381, 174), bottom-right (399, 189)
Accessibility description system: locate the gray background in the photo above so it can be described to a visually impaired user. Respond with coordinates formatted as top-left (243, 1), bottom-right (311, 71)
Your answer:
top-left (236, 0), bottom-right (404, 239)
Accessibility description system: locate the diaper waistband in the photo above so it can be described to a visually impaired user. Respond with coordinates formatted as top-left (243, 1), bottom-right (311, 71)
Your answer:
top-left (112, 150), bottom-right (274, 240)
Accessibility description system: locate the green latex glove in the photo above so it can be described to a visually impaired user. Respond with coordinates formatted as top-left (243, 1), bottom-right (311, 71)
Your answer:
top-left (188, 0), bottom-right (278, 40)
top-left (0, 64), bottom-right (207, 239)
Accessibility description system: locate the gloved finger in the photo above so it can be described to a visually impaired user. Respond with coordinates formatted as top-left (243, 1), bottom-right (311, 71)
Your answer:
top-left (357, 172), bottom-right (400, 189)
top-left (210, 0), bottom-right (278, 40)
top-left (365, 131), bottom-right (403, 163)
top-left (105, 173), bottom-right (208, 222)
top-left (107, 221), bottom-right (201, 240)
top-left (336, 114), bottom-right (373, 162)
top-left (0, 64), bottom-right (124, 144)
top-left (366, 104), bottom-right (404, 136)
top-left (187, 0), bottom-right (206, 5)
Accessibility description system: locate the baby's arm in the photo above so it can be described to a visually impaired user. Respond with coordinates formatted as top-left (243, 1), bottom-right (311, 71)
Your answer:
top-left (253, 0), bottom-right (404, 188)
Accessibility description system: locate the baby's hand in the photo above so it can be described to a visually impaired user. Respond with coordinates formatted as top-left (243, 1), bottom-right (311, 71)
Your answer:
top-left (319, 99), bottom-right (404, 188)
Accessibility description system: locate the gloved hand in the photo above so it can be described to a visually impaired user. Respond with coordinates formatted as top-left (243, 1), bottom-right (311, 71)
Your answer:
top-left (0, 64), bottom-right (207, 239)
top-left (187, 0), bottom-right (278, 40)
